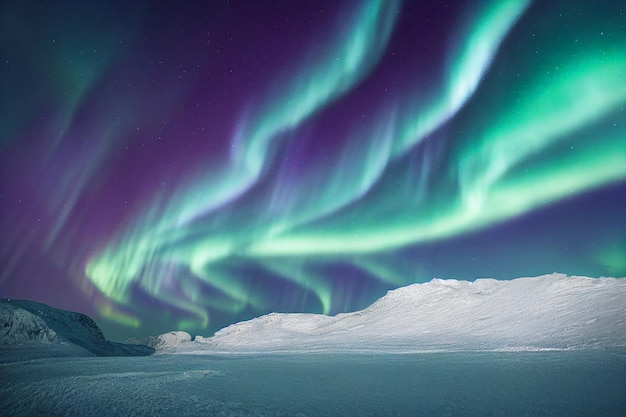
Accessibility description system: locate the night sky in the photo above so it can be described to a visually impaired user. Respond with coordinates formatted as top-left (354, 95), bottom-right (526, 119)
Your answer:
top-left (1, 0), bottom-right (625, 342)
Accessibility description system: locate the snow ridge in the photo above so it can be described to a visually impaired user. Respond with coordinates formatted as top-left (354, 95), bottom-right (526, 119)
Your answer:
top-left (159, 273), bottom-right (626, 354)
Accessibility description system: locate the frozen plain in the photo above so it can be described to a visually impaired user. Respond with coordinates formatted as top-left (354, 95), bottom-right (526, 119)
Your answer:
top-left (2, 351), bottom-right (626, 417)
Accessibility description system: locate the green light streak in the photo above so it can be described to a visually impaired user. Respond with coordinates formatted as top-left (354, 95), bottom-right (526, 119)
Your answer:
top-left (169, 0), bottom-right (400, 229)
top-left (249, 51), bottom-right (626, 256)
top-left (236, 0), bottom-right (400, 174)
top-left (96, 302), bottom-right (141, 328)
top-left (86, 0), bottom-right (401, 317)
top-left (596, 242), bottom-right (626, 277)
top-left (261, 260), bottom-right (333, 314)
top-left (393, 0), bottom-right (532, 157)
top-left (351, 256), bottom-right (413, 287)
top-left (263, 0), bottom-right (532, 237)
top-left (459, 51), bottom-right (626, 209)
top-left (85, 0), bottom-right (626, 331)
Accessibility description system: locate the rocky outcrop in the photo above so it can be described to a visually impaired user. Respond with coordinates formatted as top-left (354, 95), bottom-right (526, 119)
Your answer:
top-left (0, 303), bottom-right (58, 344)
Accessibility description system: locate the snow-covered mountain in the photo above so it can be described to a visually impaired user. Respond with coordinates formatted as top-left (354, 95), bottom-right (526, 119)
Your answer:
top-left (0, 299), bottom-right (154, 359)
top-left (156, 273), bottom-right (626, 354)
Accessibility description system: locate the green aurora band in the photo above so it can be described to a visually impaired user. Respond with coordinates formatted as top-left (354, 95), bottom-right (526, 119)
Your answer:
top-left (85, 0), bottom-right (626, 330)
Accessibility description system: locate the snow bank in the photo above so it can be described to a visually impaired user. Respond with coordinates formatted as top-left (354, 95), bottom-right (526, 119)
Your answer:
top-left (160, 273), bottom-right (626, 354)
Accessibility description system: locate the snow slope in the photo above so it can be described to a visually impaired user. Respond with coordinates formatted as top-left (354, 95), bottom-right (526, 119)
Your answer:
top-left (126, 331), bottom-right (192, 353)
top-left (0, 299), bottom-right (154, 359)
top-left (160, 273), bottom-right (626, 353)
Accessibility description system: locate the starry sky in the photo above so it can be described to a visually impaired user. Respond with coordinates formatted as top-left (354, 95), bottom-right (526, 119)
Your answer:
top-left (1, 0), bottom-right (625, 342)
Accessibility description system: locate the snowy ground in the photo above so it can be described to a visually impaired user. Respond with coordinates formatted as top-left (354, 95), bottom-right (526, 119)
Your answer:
top-left (2, 274), bottom-right (625, 416)
top-left (1, 351), bottom-right (625, 417)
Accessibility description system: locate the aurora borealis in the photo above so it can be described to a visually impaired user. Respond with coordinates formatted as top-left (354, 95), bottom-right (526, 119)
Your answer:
top-left (1, 0), bottom-right (625, 341)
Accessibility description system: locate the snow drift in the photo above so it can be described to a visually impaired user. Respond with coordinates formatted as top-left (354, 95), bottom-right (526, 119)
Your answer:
top-left (156, 273), bottom-right (626, 353)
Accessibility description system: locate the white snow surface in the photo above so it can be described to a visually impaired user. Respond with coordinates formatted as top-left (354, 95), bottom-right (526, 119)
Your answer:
top-left (126, 331), bottom-right (192, 353)
top-left (157, 273), bottom-right (626, 354)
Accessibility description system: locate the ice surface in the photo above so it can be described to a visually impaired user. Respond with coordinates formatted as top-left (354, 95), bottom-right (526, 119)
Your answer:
top-left (161, 273), bottom-right (626, 354)
top-left (1, 352), bottom-right (625, 417)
